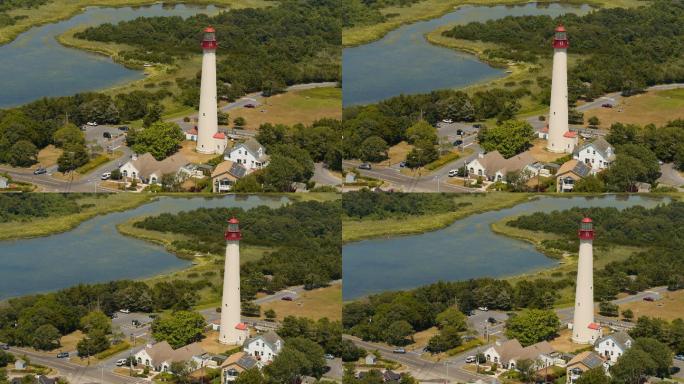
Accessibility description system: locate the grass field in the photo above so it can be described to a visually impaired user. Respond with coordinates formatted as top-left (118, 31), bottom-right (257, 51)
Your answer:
top-left (0, 194), bottom-right (152, 241)
top-left (259, 282), bottom-right (342, 322)
top-left (342, 0), bottom-right (644, 47)
top-left (228, 87), bottom-right (342, 130)
top-left (0, 0), bottom-right (272, 47)
top-left (582, 88), bottom-right (684, 128)
top-left (619, 289), bottom-right (684, 322)
top-left (342, 193), bottom-right (532, 243)
top-left (36, 145), bottom-right (63, 168)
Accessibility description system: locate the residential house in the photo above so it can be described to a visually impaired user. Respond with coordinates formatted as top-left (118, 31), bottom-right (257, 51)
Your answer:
top-left (594, 332), bottom-right (633, 364)
top-left (180, 163), bottom-right (212, 179)
top-left (572, 137), bottom-right (615, 173)
top-left (14, 359), bottom-right (26, 370)
top-left (119, 153), bottom-right (189, 185)
top-left (243, 331), bottom-right (284, 364)
top-left (556, 159), bottom-right (592, 192)
top-left (466, 150), bottom-right (536, 182)
top-left (566, 351), bottom-right (607, 384)
top-left (224, 138), bottom-right (269, 172)
top-left (483, 339), bottom-right (556, 369)
top-left (211, 161), bottom-right (247, 193)
top-left (220, 352), bottom-right (258, 383)
top-left (134, 341), bottom-right (206, 372)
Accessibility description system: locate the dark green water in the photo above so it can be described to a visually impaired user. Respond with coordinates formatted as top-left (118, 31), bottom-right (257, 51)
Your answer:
top-left (0, 195), bottom-right (287, 299)
top-left (342, 2), bottom-right (592, 106)
top-left (343, 195), bottom-right (670, 300)
top-left (0, 3), bottom-right (219, 108)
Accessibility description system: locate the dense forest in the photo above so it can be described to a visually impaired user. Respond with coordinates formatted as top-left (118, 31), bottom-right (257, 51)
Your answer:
top-left (0, 193), bottom-right (86, 222)
top-left (134, 200), bottom-right (341, 292)
top-left (444, 0), bottom-right (684, 99)
top-left (75, 0), bottom-right (341, 100)
top-left (0, 0), bottom-right (48, 26)
top-left (342, 190), bottom-right (466, 219)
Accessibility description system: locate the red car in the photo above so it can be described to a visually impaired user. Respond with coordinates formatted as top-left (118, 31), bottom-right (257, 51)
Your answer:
top-left (601, 103), bottom-right (613, 108)
top-left (245, 103), bottom-right (256, 108)
top-left (643, 297), bottom-right (655, 302)
top-left (281, 296), bottom-right (294, 301)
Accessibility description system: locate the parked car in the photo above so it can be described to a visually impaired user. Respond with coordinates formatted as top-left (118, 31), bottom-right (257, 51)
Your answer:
top-left (448, 169), bottom-right (459, 177)
top-left (442, 118), bottom-right (453, 124)
top-left (399, 161), bottom-right (406, 168)
top-left (601, 103), bottom-right (613, 108)
top-left (101, 172), bottom-right (111, 180)
top-left (86, 121), bottom-right (98, 126)
top-left (358, 163), bottom-right (372, 170)
top-left (33, 167), bottom-right (47, 175)
top-left (324, 354), bottom-right (334, 360)
top-left (103, 132), bottom-right (112, 139)
top-left (0, 343), bottom-right (9, 350)
top-left (119, 309), bottom-right (130, 313)
top-left (116, 359), bottom-right (128, 366)
top-left (465, 356), bottom-right (476, 363)
top-left (392, 348), bottom-right (406, 354)
top-left (111, 313), bottom-right (118, 319)
top-left (675, 354), bottom-right (684, 361)
top-left (456, 129), bottom-right (464, 136)
top-left (643, 297), bottom-right (655, 302)
top-left (487, 317), bottom-right (497, 324)
top-left (118, 126), bottom-right (129, 131)
top-left (453, 139), bottom-right (463, 146)
top-left (245, 103), bottom-right (256, 108)
top-left (473, 124), bottom-right (482, 128)
top-left (57, 352), bottom-right (69, 358)
top-left (478, 306), bottom-right (488, 311)
top-left (132, 320), bottom-right (141, 327)
top-left (281, 296), bottom-right (294, 301)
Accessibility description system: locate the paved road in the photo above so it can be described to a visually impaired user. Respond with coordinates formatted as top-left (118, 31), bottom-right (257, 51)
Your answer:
top-left (312, 162), bottom-right (341, 187)
top-left (657, 163), bottom-right (684, 189)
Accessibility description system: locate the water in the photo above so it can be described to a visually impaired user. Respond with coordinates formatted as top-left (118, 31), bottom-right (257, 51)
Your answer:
top-left (0, 3), bottom-right (219, 108)
top-left (343, 195), bottom-right (670, 300)
top-left (0, 195), bottom-right (288, 299)
top-left (342, 3), bottom-right (592, 106)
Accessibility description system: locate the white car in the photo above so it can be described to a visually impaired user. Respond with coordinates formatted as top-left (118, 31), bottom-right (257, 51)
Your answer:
top-left (86, 121), bottom-right (98, 126)
top-left (119, 309), bottom-right (130, 314)
top-left (116, 359), bottom-right (128, 366)
top-left (442, 118), bottom-right (453, 124)
top-left (465, 356), bottom-right (476, 363)
top-left (478, 306), bottom-right (488, 311)
top-left (101, 172), bottom-right (111, 180)
top-left (448, 169), bottom-right (458, 177)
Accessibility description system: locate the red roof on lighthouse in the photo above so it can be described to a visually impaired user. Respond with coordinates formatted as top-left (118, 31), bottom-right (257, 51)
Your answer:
top-left (563, 131), bottom-right (577, 138)
top-left (235, 322), bottom-right (247, 330)
top-left (582, 217), bottom-right (593, 223)
top-left (213, 132), bottom-right (226, 139)
top-left (204, 26), bottom-right (215, 33)
top-left (555, 24), bottom-right (566, 33)
top-left (228, 217), bottom-right (239, 224)
top-left (588, 322), bottom-right (601, 330)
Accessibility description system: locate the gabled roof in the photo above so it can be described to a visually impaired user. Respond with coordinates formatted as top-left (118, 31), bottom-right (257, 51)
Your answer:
top-left (564, 131), bottom-right (578, 138)
top-left (596, 331), bottom-right (634, 350)
top-left (211, 160), bottom-right (247, 180)
top-left (517, 341), bottom-right (555, 361)
top-left (221, 351), bottom-right (258, 370)
top-left (491, 339), bottom-right (524, 363)
top-left (246, 330), bottom-right (283, 351)
top-left (471, 150), bottom-right (536, 178)
top-left (213, 132), bottom-right (226, 139)
top-left (127, 153), bottom-right (189, 180)
top-left (557, 159), bottom-right (591, 178)
top-left (229, 138), bottom-right (269, 162)
top-left (568, 351), bottom-right (604, 369)
top-left (141, 341), bottom-right (206, 365)
top-left (573, 137), bottom-right (615, 160)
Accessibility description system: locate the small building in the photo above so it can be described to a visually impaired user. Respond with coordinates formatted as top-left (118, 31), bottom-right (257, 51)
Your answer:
top-left (634, 182), bottom-right (651, 193)
top-left (220, 352), bottom-right (259, 383)
top-left (572, 137), bottom-right (615, 173)
top-left (566, 351), bottom-right (607, 384)
top-left (0, 176), bottom-right (8, 189)
top-left (594, 331), bottom-right (633, 364)
top-left (243, 331), bottom-right (284, 364)
top-left (119, 153), bottom-right (189, 185)
top-left (185, 127), bottom-right (198, 142)
top-left (134, 341), bottom-right (206, 372)
top-left (538, 126), bottom-right (549, 140)
top-left (556, 159), bottom-right (592, 192)
top-left (211, 161), bottom-right (247, 193)
top-left (466, 150), bottom-right (536, 182)
top-left (224, 138), bottom-right (269, 172)
top-left (345, 173), bottom-right (356, 184)
top-left (365, 353), bottom-right (377, 365)
top-left (14, 359), bottom-right (26, 370)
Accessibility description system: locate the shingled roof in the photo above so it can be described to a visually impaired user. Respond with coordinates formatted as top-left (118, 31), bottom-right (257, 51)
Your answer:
top-left (568, 351), bottom-right (605, 369)
top-left (557, 159), bottom-right (592, 178)
top-left (573, 137), bottom-right (615, 160)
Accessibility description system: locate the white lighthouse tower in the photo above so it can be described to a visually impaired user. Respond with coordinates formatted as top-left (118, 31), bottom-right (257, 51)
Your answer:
top-left (197, 26), bottom-right (227, 155)
top-left (571, 217), bottom-right (602, 344)
top-left (546, 24), bottom-right (577, 153)
top-left (219, 217), bottom-right (249, 345)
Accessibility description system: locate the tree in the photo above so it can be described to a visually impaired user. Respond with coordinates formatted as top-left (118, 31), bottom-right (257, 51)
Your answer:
top-left (621, 309), bottom-right (634, 321)
top-left (76, 330), bottom-right (110, 357)
top-left (505, 309), bottom-right (559, 346)
top-left (406, 120), bottom-right (437, 144)
top-left (264, 309), bottom-right (277, 320)
top-left (31, 324), bottom-right (61, 350)
top-left (478, 120), bottom-right (533, 158)
top-left (436, 92), bottom-right (475, 122)
top-left (264, 347), bottom-right (311, 383)
top-left (132, 121), bottom-right (183, 160)
top-left (610, 348), bottom-right (657, 384)
top-left (232, 173), bottom-right (262, 192)
top-left (142, 103), bottom-right (163, 128)
top-left (217, 112), bottom-right (229, 126)
top-left (234, 368), bottom-right (265, 384)
top-left (57, 143), bottom-right (89, 172)
top-left (575, 367), bottom-right (610, 384)
top-left (516, 359), bottom-right (537, 383)
top-left (233, 117), bottom-right (247, 129)
top-left (405, 139), bottom-right (438, 168)
top-left (435, 307), bottom-right (467, 330)
top-left (588, 116), bottom-right (600, 129)
top-left (0, 351), bottom-right (15, 367)
top-left (339, 339), bottom-right (365, 362)
top-left (359, 136), bottom-right (389, 163)
top-left (574, 175), bottom-right (605, 192)
top-left (170, 360), bottom-right (196, 384)
top-left (8, 140), bottom-right (38, 167)
top-left (599, 301), bottom-right (619, 317)
top-left (633, 337), bottom-right (672, 378)
top-left (80, 311), bottom-right (111, 335)
top-left (151, 311), bottom-right (205, 348)
top-left (426, 326), bottom-right (462, 353)
top-left (111, 169), bottom-right (122, 180)
top-left (385, 320), bottom-right (413, 346)
top-left (53, 124), bottom-right (85, 148)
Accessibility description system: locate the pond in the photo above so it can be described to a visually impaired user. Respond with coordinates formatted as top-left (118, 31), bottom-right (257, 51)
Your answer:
top-left (0, 195), bottom-right (288, 299)
top-left (342, 2), bottom-right (592, 106)
top-left (343, 195), bottom-right (670, 300)
top-left (0, 3), bottom-right (219, 108)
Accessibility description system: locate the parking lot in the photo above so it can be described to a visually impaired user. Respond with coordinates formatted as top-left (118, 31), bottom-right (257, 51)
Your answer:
top-left (466, 309), bottom-right (509, 341)
top-left (82, 124), bottom-right (127, 148)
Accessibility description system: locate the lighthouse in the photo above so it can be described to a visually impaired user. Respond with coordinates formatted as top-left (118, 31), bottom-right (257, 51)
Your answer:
top-left (546, 24), bottom-right (577, 153)
top-left (197, 26), bottom-right (227, 155)
top-left (219, 217), bottom-right (248, 345)
top-left (571, 217), bottom-right (602, 344)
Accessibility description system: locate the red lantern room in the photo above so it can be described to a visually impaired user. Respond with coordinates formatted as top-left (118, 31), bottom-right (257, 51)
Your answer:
top-left (552, 24), bottom-right (568, 49)
top-left (578, 217), bottom-right (594, 240)
top-left (201, 26), bottom-right (217, 51)
top-left (225, 217), bottom-right (241, 241)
